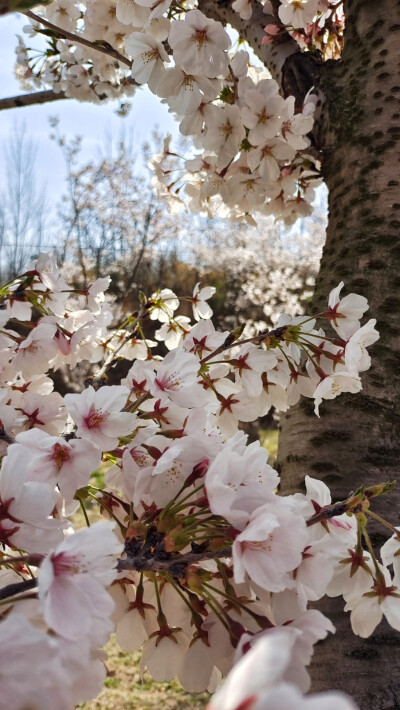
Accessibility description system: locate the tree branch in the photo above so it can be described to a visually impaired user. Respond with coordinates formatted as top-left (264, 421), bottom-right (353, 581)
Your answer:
top-left (24, 10), bottom-right (133, 69)
top-left (0, 89), bottom-right (67, 111)
top-left (0, 577), bottom-right (37, 601)
top-left (117, 547), bottom-right (232, 573)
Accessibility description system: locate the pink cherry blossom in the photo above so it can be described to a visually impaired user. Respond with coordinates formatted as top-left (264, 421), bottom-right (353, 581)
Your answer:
top-left (64, 385), bottom-right (136, 451)
top-left (0, 452), bottom-right (63, 553)
top-left (38, 522), bottom-right (122, 640)
top-left (12, 323), bottom-right (58, 379)
top-left (148, 348), bottom-right (208, 407)
top-left (205, 443), bottom-right (279, 529)
top-left (232, 497), bottom-right (308, 592)
top-left (12, 429), bottom-right (101, 501)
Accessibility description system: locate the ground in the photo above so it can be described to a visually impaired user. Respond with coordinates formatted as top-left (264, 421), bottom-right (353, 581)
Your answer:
top-left (79, 637), bottom-right (209, 710)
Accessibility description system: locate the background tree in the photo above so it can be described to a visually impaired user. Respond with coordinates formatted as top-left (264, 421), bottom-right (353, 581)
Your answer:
top-left (0, 123), bottom-right (48, 280)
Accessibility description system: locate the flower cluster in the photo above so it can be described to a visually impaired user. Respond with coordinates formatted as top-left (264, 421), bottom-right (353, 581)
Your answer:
top-left (16, 0), bottom-right (326, 224)
top-left (0, 252), bottom-right (396, 709)
top-left (259, 0), bottom-right (344, 60)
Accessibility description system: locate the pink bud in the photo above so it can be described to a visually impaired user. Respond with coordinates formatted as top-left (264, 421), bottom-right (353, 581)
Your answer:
top-left (264, 23), bottom-right (281, 35)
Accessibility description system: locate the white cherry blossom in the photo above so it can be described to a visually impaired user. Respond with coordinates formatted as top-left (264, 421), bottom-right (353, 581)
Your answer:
top-left (313, 372), bottom-right (362, 416)
top-left (327, 282), bottom-right (369, 339)
top-left (247, 138), bottom-right (296, 183)
top-left (344, 319), bottom-right (379, 373)
top-left (278, 0), bottom-right (319, 29)
top-left (168, 10), bottom-right (231, 79)
top-left (125, 32), bottom-right (169, 92)
top-left (191, 282), bottom-right (216, 320)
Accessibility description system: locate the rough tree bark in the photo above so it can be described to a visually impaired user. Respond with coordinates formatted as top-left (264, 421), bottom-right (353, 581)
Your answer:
top-left (201, 0), bottom-right (400, 706)
top-left (276, 1), bottom-right (400, 707)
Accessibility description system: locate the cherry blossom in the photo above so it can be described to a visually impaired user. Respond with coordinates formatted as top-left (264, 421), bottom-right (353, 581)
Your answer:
top-left (148, 348), bottom-right (208, 407)
top-left (346, 577), bottom-right (400, 638)
top-left (12, 323), bottom-right (58, 379)
top-left (0, 256), bottom-right (387, 705)
top-left (0, 451), bottom-right (63, 553)
top-left (168, 10), bottom-right (231, 79)
top-left (313, 372), bottom-right (362, 417)
top-left (344, 319), bottom-right (379, 373)
top-left (232, 497), bottom-right (308, 591)
top-left (205, 443), bottom-right (279, 529)
top-left (278, 0), bottom-right (319, 30)
top-left (125, 32), bottom-right (170, 92)
top-left (38, 522), bottom-right (122, 640)
top-left (191, 283), bottom-right (216, 321)
top-left (10, 429), bottom-right (101, 501)
top-left (64, 385), bottom-right (136, 451)
top-left (327, 281), bottom-right (369, 339)
top-left (208, 632), bottom-right (359, 710)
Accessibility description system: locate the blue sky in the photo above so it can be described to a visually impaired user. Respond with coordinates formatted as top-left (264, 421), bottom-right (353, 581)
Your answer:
top-left (0, 12), bottom-right (178, 204)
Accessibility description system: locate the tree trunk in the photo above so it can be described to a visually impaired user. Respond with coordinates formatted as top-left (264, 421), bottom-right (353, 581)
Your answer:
top-left (277, 0), bottom-right (400, 706)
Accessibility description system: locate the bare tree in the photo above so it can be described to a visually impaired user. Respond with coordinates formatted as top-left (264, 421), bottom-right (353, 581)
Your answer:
top-left (0, 123), bottom-right (48, 280)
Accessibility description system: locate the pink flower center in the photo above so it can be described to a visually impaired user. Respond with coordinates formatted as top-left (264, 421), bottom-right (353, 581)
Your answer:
top-left (52, 551), bottom-right (80, 577)
top-left (129, 446), bottom-right (149, 467)
top-left (244, 536), bottom-right (274, 553)
top-left (192, 28), bottom-right (208, 48)
top-left (52, 443), bottom-right (71, 469)
top-left (25, 342), bottom-right (40, 355)
top-left (84, 407), bottom-right (108, 429)
top-left (155, 372), bottom-right (181, 392)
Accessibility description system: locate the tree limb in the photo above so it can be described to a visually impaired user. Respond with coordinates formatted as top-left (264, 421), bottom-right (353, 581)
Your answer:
top-left (117, 547), bottom-right (232, 573)
top-left (0, 89), bottom-right (67, 111)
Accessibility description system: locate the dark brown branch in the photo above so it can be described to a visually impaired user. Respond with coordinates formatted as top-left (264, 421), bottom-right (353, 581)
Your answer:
top-left (24, 10), bottom-right (133, 69)
top-left (0, 577), bottom-right (37, 601)
top-left (0, 89), bottom-right (67, 111)
top-left (117, 546), bottom-right (232, 573)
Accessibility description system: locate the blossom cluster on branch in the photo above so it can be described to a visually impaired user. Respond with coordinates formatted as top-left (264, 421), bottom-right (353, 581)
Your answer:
top-left (13, 0), bottom-right (344, 224)
top-left (0, 251), bottom-right (398, 708)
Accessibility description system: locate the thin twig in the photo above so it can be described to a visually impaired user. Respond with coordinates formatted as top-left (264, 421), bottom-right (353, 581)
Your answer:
top-left (200, 325), bottom-right (288, 365)
top-left (92, 305), bottom-right (149, 385)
